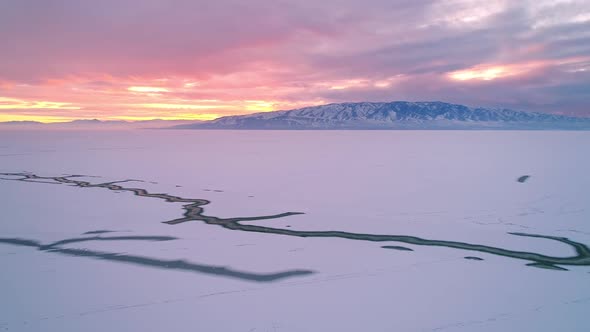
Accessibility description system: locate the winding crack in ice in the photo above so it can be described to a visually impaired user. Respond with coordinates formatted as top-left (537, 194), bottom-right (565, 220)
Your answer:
top-left (2, 172), bottom-right (590, 271)
top-left (0, 235), bottom-right (314, 282)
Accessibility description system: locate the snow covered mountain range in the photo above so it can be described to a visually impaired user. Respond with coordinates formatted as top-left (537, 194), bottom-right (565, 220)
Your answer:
top-left (174, 101), bottom-right (590, 130)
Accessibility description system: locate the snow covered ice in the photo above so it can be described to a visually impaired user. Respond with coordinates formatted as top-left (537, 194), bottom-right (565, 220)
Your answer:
top-left (1, 130), bottom-right (589, 331)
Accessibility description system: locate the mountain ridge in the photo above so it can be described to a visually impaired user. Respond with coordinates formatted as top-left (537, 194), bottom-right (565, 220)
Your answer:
top-left (173, 101), bottom-right (590, 130)
top-left (0, 119), bottom-right (201, 130)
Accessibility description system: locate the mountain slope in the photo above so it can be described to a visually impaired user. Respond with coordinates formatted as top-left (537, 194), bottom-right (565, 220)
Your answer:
top-left (174, 101), bottom-right (590, 130)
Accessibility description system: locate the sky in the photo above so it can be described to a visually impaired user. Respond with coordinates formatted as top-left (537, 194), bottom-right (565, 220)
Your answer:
top-left (0, 0), bottom-right (589, 122)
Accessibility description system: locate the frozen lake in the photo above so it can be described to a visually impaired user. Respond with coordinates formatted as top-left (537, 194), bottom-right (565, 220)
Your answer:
top-left (1, 130), bottom-right (589, 331)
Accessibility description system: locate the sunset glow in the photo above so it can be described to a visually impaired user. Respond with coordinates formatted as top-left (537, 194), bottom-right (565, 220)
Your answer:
top-left (448, 57), bottom-right (590, 82)
top-left (449, 66), bottom-right (509, 81)
top-left (0, 113), bottom-right (77, 123)
top-left (135, 103), bottom-right (229, 110)
top-left (1, 0), bottom-right (589, 122)
top-left (0, 97), bottom-right (80, 110)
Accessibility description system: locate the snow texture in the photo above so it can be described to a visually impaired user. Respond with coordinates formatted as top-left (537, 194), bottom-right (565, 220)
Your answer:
top-left (0, 130), bottom-right (589, 332)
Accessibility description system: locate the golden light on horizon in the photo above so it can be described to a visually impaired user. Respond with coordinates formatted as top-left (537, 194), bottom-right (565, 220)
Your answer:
top-left (0, 113), bottom-right (222, 123)
top-left (0, 113), bottom-right (77, 123)
top-left (245, 100), bottom-right (275, 112)
top-left (113, 113), bottom-right (221, 121)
